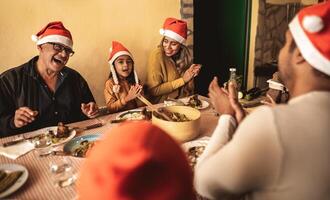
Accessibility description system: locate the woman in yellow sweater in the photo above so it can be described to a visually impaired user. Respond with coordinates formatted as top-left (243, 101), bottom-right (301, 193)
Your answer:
top-left (104, 41), bottom-right (144, 113)
top-left (146, 17), bottom-right (202, 103)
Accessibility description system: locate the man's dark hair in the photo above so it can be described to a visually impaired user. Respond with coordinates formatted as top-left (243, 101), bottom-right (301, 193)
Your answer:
top-left (312, 68), bottom-right (330, 80)
top-left (290, 33), bottom-right (330, 79)
top-left (289, 37), bottom-right (296, 52)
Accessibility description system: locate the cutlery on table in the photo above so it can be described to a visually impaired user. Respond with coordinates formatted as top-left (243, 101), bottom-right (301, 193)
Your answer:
top-left (70, 122), bottom-right (103, 132)
top-left (2, 123), bottom-right (103, 147)
top-left (137, 94), bottom-right (174, 121)
top-left (1, 135), bottom-right (43, 147)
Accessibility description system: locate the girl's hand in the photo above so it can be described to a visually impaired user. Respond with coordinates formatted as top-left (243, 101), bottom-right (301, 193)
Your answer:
top-left (124, 84), bottom-right (143, 103)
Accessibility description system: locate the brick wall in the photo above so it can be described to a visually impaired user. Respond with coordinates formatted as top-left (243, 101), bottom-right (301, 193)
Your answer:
top-left (180, 0), bottom-right (194, 55)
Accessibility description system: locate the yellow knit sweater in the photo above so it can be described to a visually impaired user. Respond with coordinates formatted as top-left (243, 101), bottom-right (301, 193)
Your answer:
top-left (146, 47), bottom-right (194, 103)
top-left (104, 78), bottom-right (144, 114)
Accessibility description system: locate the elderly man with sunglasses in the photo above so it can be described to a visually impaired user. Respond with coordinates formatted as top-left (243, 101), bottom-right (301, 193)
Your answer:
top-left (0, 21), bottom-right (98, 137)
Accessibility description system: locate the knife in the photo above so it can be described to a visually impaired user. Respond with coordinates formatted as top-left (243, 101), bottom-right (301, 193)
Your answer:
top-left (110, 119), bottom-right (129, 123)
top-left (71, 122), bottom-right (104, 131)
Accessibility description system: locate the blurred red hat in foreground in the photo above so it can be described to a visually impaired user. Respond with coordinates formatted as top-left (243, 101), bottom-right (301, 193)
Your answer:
top-left (77, 121), bottom-right (195, 200)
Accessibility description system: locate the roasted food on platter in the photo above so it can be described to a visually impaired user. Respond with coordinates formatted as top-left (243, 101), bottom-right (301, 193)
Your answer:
top-left (186, 95), bottom-right (202, 108)
top-left (45, 122), bottom-right (71, 144)
top-left (56, 122), bottom-right (70, 138)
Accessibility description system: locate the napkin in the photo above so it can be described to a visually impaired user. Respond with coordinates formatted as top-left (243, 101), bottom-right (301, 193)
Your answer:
top-left (0, 141), bottom-right (35, 159)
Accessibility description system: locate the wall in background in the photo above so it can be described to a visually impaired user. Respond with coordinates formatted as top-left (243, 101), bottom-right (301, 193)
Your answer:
top-left (247, 0), bottom-right (259, 89)
top-left (0, 0), bottom-right (180, 105)
top-left (194, 0), bottom-right (251, 95)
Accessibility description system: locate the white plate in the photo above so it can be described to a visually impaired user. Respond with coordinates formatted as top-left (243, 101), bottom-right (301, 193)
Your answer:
top-left (0, 163), bottom-right (29, 198)
top-left (63, 134), bottom-right (101, 157)
top-left (115, 109), bottom-right (145, 120)
top-left (182, 136), bottom-right (210, 151)
top-left (182, 137), bottom-right (210, 168)
top-left (180, 97), bottom-right (210, 110)
top-left (31, 126), bottom-right (76, 148)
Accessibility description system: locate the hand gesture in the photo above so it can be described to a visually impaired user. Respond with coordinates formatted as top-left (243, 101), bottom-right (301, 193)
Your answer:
top-left (260, 94), bottom-right (276, 107)
top-left (228, 82), bottom-right (246, 123)
top-left (208, 77), bottom-right (235, 116)
top-left (183, 64), bottom-right (202, 83)
top-left (81, 102), bottom-right (99, 118)
top-left (14, 107), bottom-right (38, 128)
top-left (124, 84), bottom-right (143, 103)
top-left (208, 77), bottom-right (245, 123)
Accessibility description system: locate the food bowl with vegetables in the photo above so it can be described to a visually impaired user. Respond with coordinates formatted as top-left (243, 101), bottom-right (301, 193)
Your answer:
top-left (151, 106), bottom-right (201, 143)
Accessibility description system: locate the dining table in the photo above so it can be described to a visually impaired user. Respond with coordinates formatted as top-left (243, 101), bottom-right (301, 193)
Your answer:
top-left (0, 95), bottom-right (219, 200)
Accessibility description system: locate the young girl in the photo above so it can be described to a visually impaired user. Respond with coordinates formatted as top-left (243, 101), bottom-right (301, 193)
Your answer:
top-left (104, 41), bottom-right (144, 113)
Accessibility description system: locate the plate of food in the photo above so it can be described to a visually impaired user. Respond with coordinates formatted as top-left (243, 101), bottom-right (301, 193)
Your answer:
top-left (63, 134), bottom-right (101, 158)
top-left (0, 163), bottom-right (29, 198)
top-left (116, 108), bottom-right (151, 121)
top-left (180, 95), bottom-right (209, 110)
top-left (31, 123), bottom-right (76, 148)
top-left (182, 137), bottom-right (210, 169)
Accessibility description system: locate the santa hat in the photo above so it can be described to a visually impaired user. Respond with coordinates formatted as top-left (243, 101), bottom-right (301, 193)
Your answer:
top-left (108, 41), bottom-right (138, 85)
top-left (77, 121), bottom-right (195, 200)
top-left (31, 21), bottom-right (73, 49)
top-left (289, 2), bottom-right (330, 76)
top-left (159, 17), bottom-right (187, 44)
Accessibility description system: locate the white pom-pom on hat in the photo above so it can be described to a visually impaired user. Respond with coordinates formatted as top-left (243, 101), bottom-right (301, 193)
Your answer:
top-left (302, 15), bottom-right (324, 33)
top-left (31, 35), bottom-right (38, 42)
top-left (159, 28), bottom-right (165, 35)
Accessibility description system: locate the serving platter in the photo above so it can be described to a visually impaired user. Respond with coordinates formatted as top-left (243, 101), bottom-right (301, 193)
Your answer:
top-left (115, 109), bottom-right (145, 120)
top-left (32, 126), bottom-right (76, 148)
top-left (180, 97), bottom-right (210, 110)
top-left (182, 136), bottom-right (210, 168)
top-left (63, 134), bottom-right (101, 158)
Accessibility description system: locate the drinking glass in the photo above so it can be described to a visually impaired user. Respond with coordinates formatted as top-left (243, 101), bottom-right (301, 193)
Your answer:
top-left (49, 158), bottom-right (77, 188)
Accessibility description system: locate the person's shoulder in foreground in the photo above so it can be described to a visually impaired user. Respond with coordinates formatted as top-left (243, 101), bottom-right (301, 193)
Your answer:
top-left (194, 2), bottom-right (330, 200)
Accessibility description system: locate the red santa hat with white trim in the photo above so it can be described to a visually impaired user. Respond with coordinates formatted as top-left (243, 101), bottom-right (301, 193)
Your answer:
top-left (31, 21), bottom-right (73, 49)
top-left (159, 17), bottom-right (187, 44)
top-left (108, 41), bottom-right (139, 85)
top-left (289, 2), bottom-right (330, 76)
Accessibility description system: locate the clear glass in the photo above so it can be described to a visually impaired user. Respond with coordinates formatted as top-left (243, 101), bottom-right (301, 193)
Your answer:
top-left (32, 134), bottom-right (52, 148)
top-left (49, 158), bottom-right (77, 188)
top-left (49, 158), bottom-right (72, 174)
